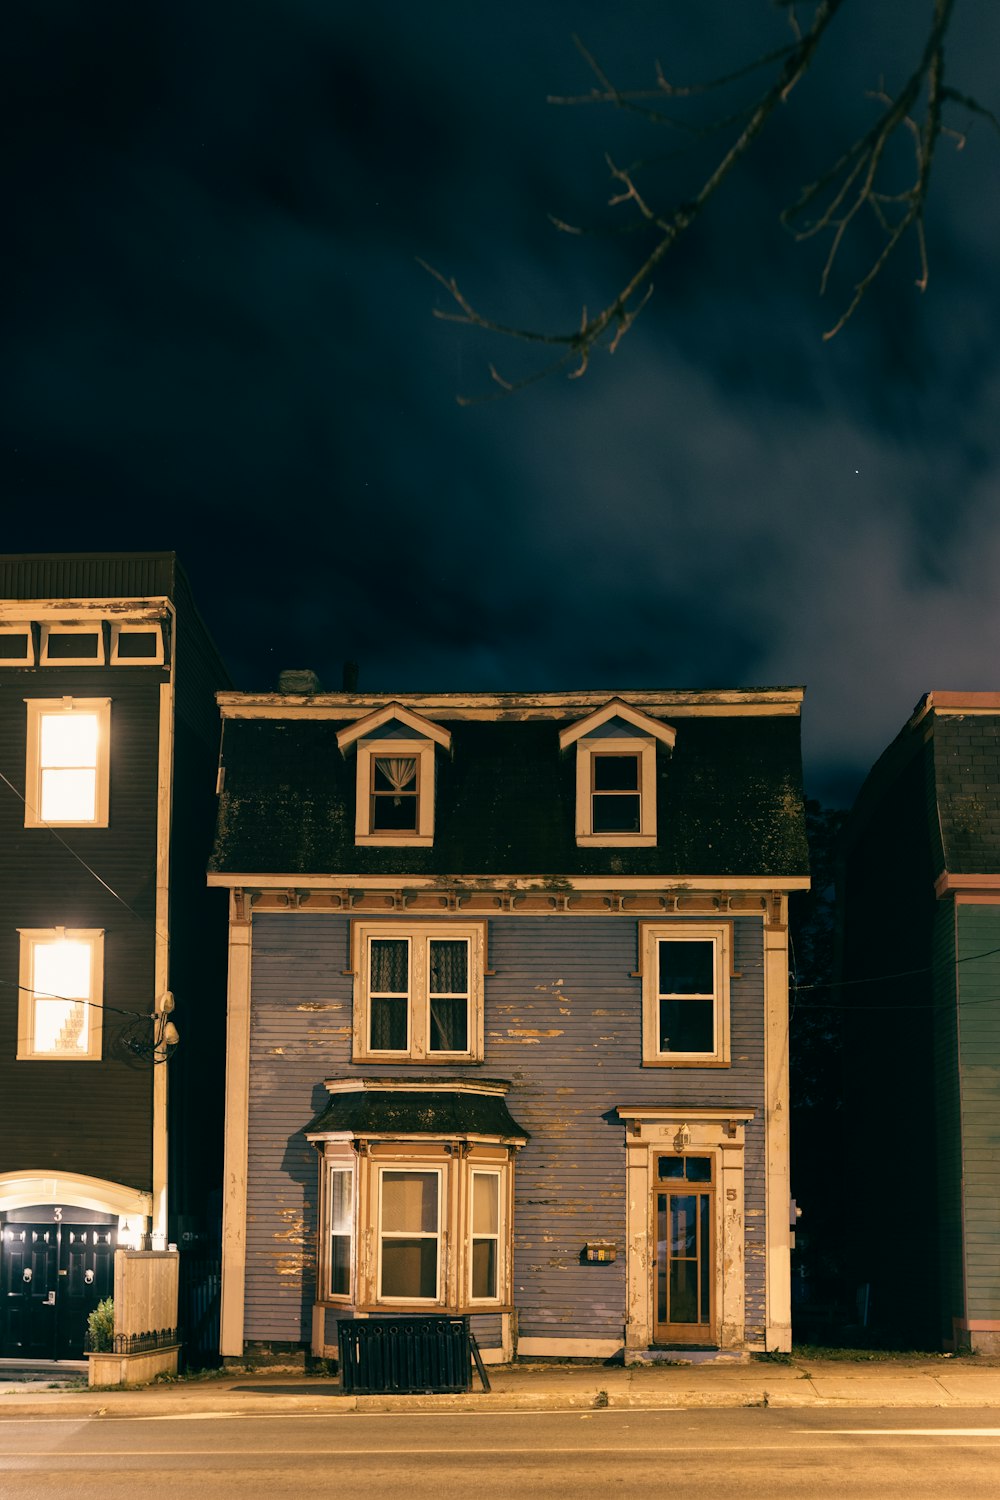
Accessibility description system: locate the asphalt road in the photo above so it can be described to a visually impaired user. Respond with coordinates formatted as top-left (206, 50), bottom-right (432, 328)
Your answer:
top-left (3, 1407), bottom-right (1000, 1498)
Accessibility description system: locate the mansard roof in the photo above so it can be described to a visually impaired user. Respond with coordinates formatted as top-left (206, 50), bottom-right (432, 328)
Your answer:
top-left (209, 688), bottom-right (809, 881)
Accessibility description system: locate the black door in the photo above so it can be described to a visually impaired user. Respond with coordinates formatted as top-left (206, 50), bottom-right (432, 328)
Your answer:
top-left (1, 1217), bottom-right (116, 1359)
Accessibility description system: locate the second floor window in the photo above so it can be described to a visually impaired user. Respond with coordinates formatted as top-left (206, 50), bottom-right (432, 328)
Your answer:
top-left (24, 699), bottom-right (111, 827)
top-left (352, 920), bottom-right (486, 1062)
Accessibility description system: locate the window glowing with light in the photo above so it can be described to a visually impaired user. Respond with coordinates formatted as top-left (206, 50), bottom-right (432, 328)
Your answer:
top-left (39, 712), bottom-right (100, 822)
top-left (31, 939), bottom-right (93, 1055)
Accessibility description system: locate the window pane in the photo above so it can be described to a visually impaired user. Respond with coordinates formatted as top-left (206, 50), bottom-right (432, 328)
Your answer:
top-left (330, 1234), bottom-right (351, 1297)
top-left (429, 940), bottom-right (467, 994)
top-left (373, 758), bottom-right (417, 792)
top-left (370, 995), bottom-right (407, 1050)
top-left (40, 768), bottom-right (97, 822)
top-left (329, 1169), bottom-right (352, 1233)
top-left (33, 998), bottom-right (88, 1054)
top-left (593, 754), bottom-right (639, 791)
top-left (671, 1195), bottom-right (697, 1257)
top-left (686, 1157), bottom-right (712, 1182)
top-left (472, 1173), bottom-right (499, 1234)
top-left (658, 940), bottom-right (714, 995)
top-left (472, 1239), bottom-right (497, 1299)
top-left (670, 1258), bottom-right (699, 1324)
top-left (429, 995), bottom-right (467, 1052)
top-left (700, 1194), bottom-right (711, 1321)
top-left (370, 939), bottom-right (408, 993)
top-left (116, 631), bottom-right (158, 659)
top-left (381, 1238), bottom-right (438, 1298)
top-left (0, 633), bottom-right (29, 659)
top-left (657, 1156), bottom-right (685, 1180)
top-left (40, 714), bottom-right (99, 768)
top-left (46, 632), bottom-right (99, 659)
top-left (382, 1172), bottom-right (438, 1233)
top-left (371, 794), bottom-right (418, 831)
top-left (659, 997), bottom-right (715, 1053)
top-left (34, 940), bottom-right (91, 1000)
top-left (592, 793), bottom-right (641, 832)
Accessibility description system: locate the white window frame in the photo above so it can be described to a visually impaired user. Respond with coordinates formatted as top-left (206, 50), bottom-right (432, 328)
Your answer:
top-left (0, 624), bottom-right (34, 666)
top-left (574, 735), bottom-right (658, 846)
top-left (315, 1141), bottom-right (513, 1311)
top-left (17, 927), bottom-right (105, 1061)
top-left (322, 1156), bottom-right (355, 1302)
top-left (110, 622), bottom-right (164, 666)
top-left (354, 738), bottom-right (436, 846)
top-left (23, 697), bottom-right (111, 829)
top-left (376, 1164), bottom-right (444, 1304)
top-left (351, 920), bottom-right (486, 1063)
top-left (469, 1167), bottom-right (504, 1304)
top-left (39, 624), bottom-right (106, 667)
top-left (559, 700), bottom-right (675, 848)
top-left (640, 921), bottom-right (732, 1067)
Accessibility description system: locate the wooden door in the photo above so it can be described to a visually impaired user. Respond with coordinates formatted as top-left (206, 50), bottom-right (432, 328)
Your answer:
top-left (652, 1155), bottom-right (716, 1345)
top-left (0, 1224), bottom-right (59, 1359)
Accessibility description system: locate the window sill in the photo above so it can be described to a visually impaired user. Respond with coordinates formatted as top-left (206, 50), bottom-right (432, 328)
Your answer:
top-left (575, 833), bottom-right (657, 847)
top-left (351, 1053), bottom-right (484, 1065)
top-left (355, 833), bottom-right (434, 847)
top-left (642, 1057), bottom-right (731, 1068)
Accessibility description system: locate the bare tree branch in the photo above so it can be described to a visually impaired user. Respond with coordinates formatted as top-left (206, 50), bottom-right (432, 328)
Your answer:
top-left (424, 0), bottom-right (995, 396)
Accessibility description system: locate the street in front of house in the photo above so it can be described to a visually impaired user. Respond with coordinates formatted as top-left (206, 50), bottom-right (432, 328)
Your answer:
top-left (4, 1408), bottom-right (1000, 1500)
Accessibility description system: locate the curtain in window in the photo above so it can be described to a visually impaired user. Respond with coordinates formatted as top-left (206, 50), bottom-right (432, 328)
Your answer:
top-left (375, 757), bottom-right (417, 805)
top-left (370, 939), bottom-right (408, 1049)
top-left (428, 940), bottom-right (468, 1052)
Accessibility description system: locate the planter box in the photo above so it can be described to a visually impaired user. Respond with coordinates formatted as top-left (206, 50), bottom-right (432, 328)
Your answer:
top-left (87, 1345), bottom-right (180, 1387)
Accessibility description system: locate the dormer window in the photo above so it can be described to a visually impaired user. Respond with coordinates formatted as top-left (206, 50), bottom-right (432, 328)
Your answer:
top-left (559, 699), bottom-right (676, 847)
top-left (337, 702), bottom-right (451, 847)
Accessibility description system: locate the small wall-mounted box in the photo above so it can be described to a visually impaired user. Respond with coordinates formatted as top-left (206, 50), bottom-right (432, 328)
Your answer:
top-left (583, 1241), bottom-right (617, 1264)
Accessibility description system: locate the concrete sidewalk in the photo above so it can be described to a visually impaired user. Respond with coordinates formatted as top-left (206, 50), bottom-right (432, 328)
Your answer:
top-left (4, 1355), bottom-right (1000, 1417)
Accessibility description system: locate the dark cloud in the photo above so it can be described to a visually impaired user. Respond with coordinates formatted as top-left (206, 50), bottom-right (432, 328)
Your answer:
top-left (4, 0), bottom-right (999, 804)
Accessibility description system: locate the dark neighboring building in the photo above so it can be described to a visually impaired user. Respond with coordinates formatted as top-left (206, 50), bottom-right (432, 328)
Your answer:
top-left (0, 553), bottom-right (230, 1360)
top-left (840, 692), bottom-right (1000, 1352)
top-left (210, 685), bottom-right (809, 1365)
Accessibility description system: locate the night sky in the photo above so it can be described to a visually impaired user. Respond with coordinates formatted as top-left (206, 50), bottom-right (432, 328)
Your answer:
top-left (4, 1), bottom-right (998, 804)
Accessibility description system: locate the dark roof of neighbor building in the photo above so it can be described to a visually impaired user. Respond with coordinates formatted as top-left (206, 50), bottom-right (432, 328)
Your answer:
top-left (845, 692), bottom-right (1000, 877)
top-left (210, 695), bottom-right (809, 879)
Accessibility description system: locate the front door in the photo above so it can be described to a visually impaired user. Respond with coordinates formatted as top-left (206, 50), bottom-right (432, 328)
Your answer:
top-left (1, 1216), bottom-right (115, 1359)
top-left (653, 1154), bottom-right (716, 1345)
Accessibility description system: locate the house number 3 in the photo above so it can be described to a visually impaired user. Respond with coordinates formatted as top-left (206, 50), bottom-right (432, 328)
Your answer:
top-left (54, 1207), bottom-right (63, 1221)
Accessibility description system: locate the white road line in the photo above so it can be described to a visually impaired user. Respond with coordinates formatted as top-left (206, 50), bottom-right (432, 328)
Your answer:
top-left (808, 1428), bottom-right (1000, 1437)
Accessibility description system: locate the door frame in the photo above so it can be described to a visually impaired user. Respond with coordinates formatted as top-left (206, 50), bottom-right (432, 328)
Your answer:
top-left (619, 1108), bottom-right (753, 1354)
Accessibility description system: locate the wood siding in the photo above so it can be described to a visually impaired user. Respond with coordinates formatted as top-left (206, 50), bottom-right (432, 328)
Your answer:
top-left (0, 667), bottom-right (162, 1190)
top-left (955, 905), bottom-right (1000, 1322)
top-left (244, 912), bottom-right (767, 1347)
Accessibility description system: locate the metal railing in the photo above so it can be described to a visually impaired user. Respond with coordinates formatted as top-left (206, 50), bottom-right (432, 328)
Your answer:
top-left (338, 1315), bottom-right (485, 1394)
top-left (85, 1327), bottom-right (180, 1356)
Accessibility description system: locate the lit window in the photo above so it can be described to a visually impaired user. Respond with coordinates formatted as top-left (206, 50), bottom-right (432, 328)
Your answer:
top-left (379, 1169), bottom-right (442, 1301)
top-left (640, 922), bottom-right (732, 1067)
top-left (17, 928), bottom-right (105, 1061)
top-left (110, 623), bottom-right (164, 665)
top-left (39, 625), bottom-right (105, 666)
top-left (24, 699), bottom-right (110, 827)
top-left (559, 700), bottom-right (675, 848)
top-left (352, 921), bottom-right (485, 1062)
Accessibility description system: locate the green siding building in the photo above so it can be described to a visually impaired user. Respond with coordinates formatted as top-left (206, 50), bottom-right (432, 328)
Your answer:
top-left (841, 693), bottom-right (1000, 1353)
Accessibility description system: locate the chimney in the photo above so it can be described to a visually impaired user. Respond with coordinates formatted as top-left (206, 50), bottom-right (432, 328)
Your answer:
top-left (342, 661), bottom-right (359, 692)
top-left (278, 669), bottom-right (322, 695)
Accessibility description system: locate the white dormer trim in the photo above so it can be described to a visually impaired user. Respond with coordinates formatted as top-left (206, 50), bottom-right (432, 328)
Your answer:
top-left (337, 702), bottom-right (452, 753)
top-left (560, 700), bottom-right (675, 848)
top-left (338, 703), bottom-right (450, 848)
top-left (558, 698), bottom-right (677, 750)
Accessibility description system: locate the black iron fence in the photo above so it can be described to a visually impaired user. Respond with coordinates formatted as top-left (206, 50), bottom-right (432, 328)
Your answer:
top-left (85, 1327), bottom-right (180, 1355)
top-left (338, 1315), bottom-right (490, 1394)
